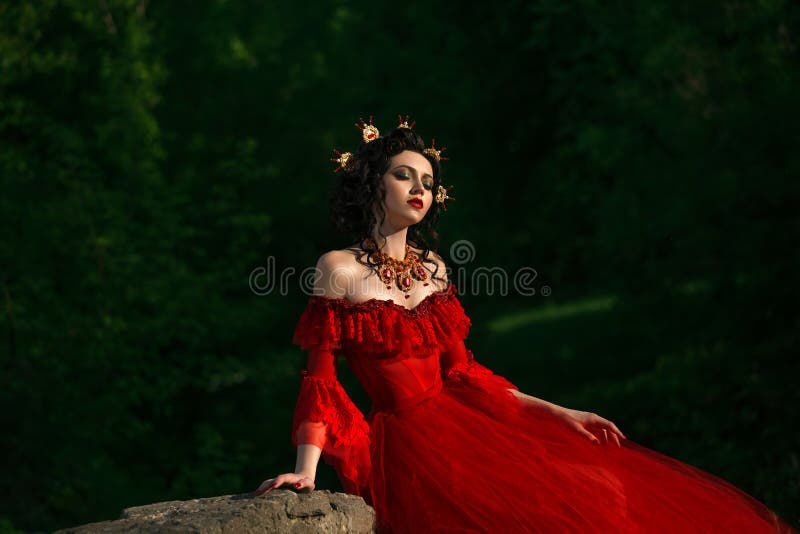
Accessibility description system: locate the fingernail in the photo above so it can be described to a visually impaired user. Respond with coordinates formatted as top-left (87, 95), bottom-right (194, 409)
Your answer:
top-left (294, 482), bottom-right (301, 488)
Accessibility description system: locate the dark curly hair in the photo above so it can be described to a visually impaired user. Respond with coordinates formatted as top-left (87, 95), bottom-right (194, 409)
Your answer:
top-left (328, 125), bottom-right (447, 284)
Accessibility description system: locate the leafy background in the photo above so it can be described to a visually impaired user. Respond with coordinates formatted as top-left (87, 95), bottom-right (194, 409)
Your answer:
top-left (1, 1), bottom-right (798, 531)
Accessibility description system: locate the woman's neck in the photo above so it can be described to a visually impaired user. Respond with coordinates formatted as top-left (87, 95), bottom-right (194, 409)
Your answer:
top-left (367, 229), bottom-right (409, 261)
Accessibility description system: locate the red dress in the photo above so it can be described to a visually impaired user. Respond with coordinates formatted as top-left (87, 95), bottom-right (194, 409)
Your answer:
top-left (291, 283), bottom-right (796, 533)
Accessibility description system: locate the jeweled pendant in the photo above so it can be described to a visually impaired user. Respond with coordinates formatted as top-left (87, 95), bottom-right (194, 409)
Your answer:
top-left (399, 274), bottom-right (413, 292)
top-left (378, 264), bottom-right (395, 285)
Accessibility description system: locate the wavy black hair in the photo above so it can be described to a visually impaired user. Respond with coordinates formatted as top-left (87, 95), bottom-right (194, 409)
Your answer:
top-left (329, 125), bottom-right (447, 284)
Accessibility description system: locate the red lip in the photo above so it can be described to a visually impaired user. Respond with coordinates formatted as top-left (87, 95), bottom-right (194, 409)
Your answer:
top-left (407, 199), bottom-right (423, 209)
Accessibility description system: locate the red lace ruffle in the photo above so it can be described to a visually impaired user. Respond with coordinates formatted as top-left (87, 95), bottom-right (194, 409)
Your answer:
top-left (291, 284), bottom-right (470, 359)
top-left (292, 370), bottom-right (371, 495)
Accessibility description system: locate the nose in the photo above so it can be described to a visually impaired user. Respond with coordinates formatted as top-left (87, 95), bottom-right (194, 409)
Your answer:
top-left (410, 177), bottom-right (425, 195)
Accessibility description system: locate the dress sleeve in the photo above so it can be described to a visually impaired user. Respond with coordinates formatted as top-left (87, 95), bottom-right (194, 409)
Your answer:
top-left (291, 299), bottom-right (371, 496)
top-left (440, 338), bottom-right (519, 393)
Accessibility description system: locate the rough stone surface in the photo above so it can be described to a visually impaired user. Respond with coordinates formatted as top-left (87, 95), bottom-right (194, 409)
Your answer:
top-left (54, 490), bottom-right (376, 533)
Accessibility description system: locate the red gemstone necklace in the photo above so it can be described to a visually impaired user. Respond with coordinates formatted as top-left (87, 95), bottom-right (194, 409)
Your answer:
top-left (363, 237), bottom-right (429, 297)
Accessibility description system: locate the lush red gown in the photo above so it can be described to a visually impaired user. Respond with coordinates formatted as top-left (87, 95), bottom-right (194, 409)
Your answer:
top-left (290, 283), bottom-right (796, 533)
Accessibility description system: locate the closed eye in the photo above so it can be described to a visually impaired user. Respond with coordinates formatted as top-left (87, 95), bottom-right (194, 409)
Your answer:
top-left (395, 173), bottom-right (433, 190)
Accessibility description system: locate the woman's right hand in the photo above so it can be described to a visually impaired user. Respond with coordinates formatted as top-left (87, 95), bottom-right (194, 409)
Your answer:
top-left (253, 472), bottom-right (315, 496)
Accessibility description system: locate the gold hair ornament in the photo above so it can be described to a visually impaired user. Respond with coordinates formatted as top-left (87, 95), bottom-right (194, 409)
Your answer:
top-left (435, 184), bottom-right (456, 211)
top-left (356, 116), bottom-right (380, 143)
top-left (330, 149), bottom-right (355, 173)
top-left (397, 114), bottom-right (416, 129)
top-left (422, 138), bottom-right (448, 162)
top-left (330, 115), bottom-right (456, 211)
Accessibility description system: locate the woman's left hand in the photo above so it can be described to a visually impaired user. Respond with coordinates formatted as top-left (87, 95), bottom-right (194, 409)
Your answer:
top-left (555, 407), bottom-right (626, 447)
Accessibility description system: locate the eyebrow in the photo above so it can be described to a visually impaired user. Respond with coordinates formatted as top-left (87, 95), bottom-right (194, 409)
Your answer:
top-left (392, 164), bottom-right (433, 180)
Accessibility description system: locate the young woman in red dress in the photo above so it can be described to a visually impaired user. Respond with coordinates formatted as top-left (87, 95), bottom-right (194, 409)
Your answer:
top-left (254, 116), bottom-right (796, 533)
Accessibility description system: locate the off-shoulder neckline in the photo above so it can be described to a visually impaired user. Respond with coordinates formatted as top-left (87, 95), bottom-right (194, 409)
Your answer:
top-left (307, 282), bottom-right (457, 316)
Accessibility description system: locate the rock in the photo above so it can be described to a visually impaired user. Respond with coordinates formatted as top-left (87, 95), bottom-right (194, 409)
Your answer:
top-left (54, 490), bottom-right (376, 533)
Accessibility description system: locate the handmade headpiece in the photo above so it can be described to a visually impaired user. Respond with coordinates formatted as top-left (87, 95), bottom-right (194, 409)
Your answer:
top-left (330, 115), bottom-right (456, 211)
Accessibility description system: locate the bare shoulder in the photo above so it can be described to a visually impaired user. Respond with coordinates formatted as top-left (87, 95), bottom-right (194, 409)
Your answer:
top-left (314, 249), bottom-right (363, 298)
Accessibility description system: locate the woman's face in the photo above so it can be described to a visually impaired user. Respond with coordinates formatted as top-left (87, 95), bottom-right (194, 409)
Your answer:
top-left (378, 150), bottom-right (434, 229)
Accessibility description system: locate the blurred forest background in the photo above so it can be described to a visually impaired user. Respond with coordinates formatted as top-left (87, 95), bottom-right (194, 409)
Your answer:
top-left (1, 0), bottom-right (798, 532)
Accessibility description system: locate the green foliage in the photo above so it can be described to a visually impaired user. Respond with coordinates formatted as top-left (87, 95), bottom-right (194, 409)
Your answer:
top-left (1, 0), bottom-right (797, 531)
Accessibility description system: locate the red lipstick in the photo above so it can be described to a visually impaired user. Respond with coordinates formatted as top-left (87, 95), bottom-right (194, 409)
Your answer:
top-left (407, 198), bottom-right (423, 209)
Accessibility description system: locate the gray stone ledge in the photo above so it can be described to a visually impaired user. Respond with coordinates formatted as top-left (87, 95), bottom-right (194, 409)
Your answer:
top-left (54, 490), bottom-right (376, 533)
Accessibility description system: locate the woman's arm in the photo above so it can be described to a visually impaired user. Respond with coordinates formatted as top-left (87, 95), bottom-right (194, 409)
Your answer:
top-left (440, 338), bottom-right (626, 446)
top-left (295, 443), bottom-right (322, 481)
top-left (440, 337), bottom-right (520, 392)
top-left (256, 346), bottom-right (372, 495)
top-left (256, 254), bottom-right (371, 496)
top-left (509, 389), bottom-right (567, 416)
top-left (510, 389), bottom-right (626, 446)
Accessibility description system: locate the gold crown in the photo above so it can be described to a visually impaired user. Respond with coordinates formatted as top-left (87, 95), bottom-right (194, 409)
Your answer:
top-left (330, 115), bottom-right (455, 210)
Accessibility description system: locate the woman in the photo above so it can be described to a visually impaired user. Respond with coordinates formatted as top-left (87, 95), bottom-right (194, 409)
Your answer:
top-left (254, 116), bottom-right (796, 533)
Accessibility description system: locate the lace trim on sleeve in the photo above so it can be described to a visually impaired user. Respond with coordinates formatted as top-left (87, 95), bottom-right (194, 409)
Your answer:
top-left (292, 370), bottom-right (372, 495)
top-left (444, 349), bottom-right (519, 393)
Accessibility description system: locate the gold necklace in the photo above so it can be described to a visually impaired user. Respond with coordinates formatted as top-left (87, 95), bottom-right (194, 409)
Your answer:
top-left (363, 237), bottom-right (429, 296)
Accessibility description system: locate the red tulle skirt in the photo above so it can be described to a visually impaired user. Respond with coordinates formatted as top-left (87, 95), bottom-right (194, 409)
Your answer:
top-left (364, 379), bottom-right (796, 533)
